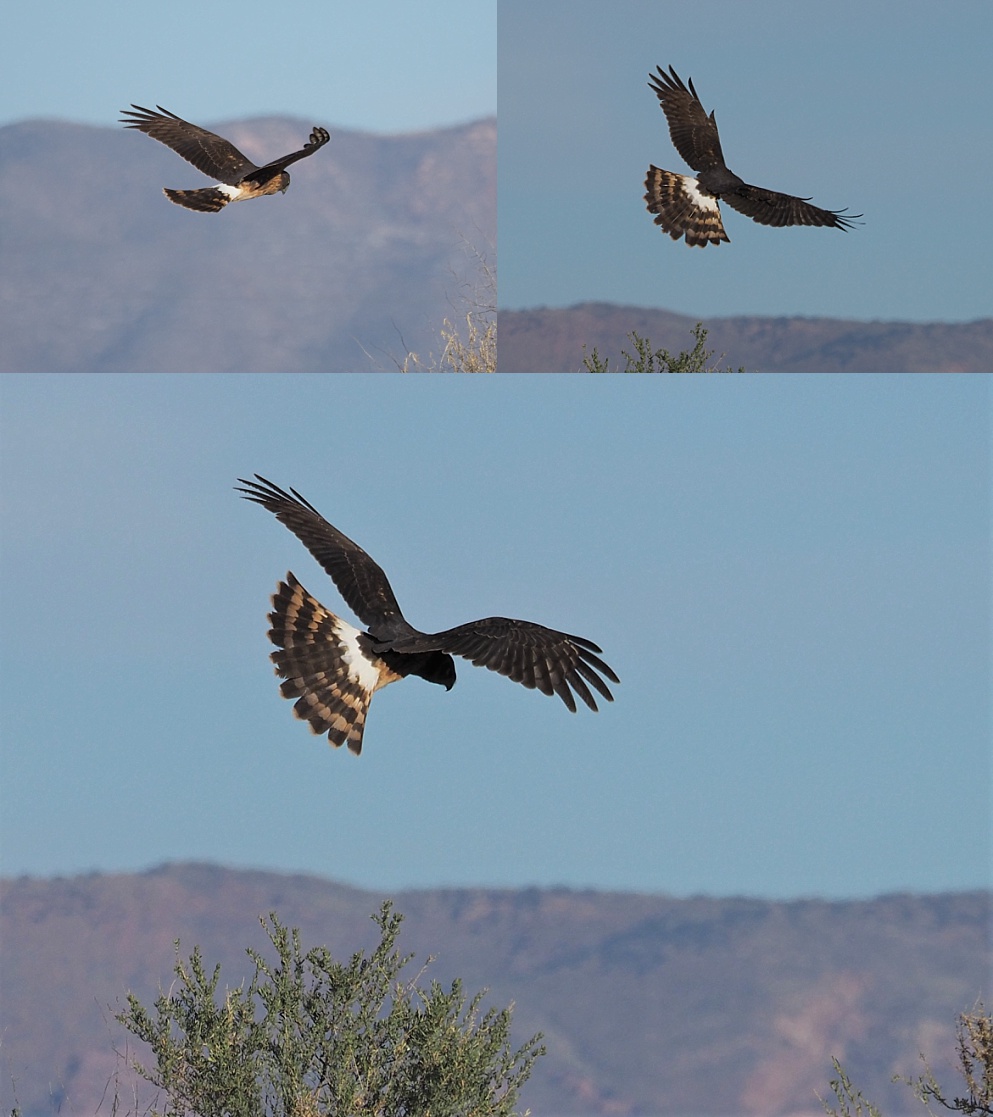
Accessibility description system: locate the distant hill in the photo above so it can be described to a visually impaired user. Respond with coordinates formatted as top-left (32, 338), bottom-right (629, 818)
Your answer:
top-left (499, 302), bottom-right (993, 372)
top-left (1, 864), bottom-right (988, 1117)
top-left (0, 115), bottom-right (495, 372)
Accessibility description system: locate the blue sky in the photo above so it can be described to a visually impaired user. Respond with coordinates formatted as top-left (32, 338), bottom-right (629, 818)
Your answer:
top-left (1, 0), bottom-right (495, 132)
top-left (1, 374), bottom-right (988, 901)
top-left (499, 0), bottom-right (993, 322)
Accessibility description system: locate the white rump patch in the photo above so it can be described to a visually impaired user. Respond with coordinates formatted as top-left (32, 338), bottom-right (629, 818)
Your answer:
top-left (331, 617), bottom-right (384, 694)
top-left (216, 183), bottom-right (243, 199)
top-left (682, 177), bottom-right (720, 213)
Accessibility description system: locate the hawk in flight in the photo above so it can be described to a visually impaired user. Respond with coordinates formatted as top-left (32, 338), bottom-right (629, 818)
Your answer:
top-left (120, 105), bottom-right (329, 212)
top-left (237, 476), bottom-right (618, 755)
top-left (644, 65), bottom-right (861, 247)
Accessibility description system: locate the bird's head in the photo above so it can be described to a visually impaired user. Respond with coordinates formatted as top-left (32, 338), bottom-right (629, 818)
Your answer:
top-left (416, 651), bottom-right (457, 691)
top-left (426, 653), bottom-right (457, 691)
top-left (277, 172), bottom-right (290, 194)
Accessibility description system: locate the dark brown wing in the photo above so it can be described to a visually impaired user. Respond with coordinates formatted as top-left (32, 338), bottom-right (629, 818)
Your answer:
top-left (723, 184), bottom-right (863, 229)
top-left (648, 65), bottom-right (727, 172)
top-left (120, 105), bottom-right (258, 184)
top-left (236, 475), bottom-right (413, 638)
top-left (252, 127), bottom-right (330, 179)
top-left (239, 475), bottom-right (618, 712)
top-left (390, 619), bottom-right (619, 713)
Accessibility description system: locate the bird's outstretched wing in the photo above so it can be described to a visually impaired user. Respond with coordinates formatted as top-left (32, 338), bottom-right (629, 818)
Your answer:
top-left (254, 127), bottom-right (330, 178)
top-left (236, 475), bottom-right (411, 636)
top-left (386, 619), bottom-right (619, 713)
top-left (239, 476), bottom-right (619, 714)
top-left (120, 105), bottom-right (259, 183)
top-left (722, 184), bottom-right (862, 230)
top-left (647, 65), bottom-right (727, 172)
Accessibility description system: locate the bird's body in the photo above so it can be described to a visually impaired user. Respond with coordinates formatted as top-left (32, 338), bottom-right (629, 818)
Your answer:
top-left (237, 476), bottom-right (618, 754)
top-left (644, 65), bottom-right (861, 247)
top-left (120, 105), bottom-right (329, 212)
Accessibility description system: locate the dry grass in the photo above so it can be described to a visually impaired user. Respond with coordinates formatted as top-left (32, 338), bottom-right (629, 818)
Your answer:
top-left (399, 243), bottom-right (496, 373)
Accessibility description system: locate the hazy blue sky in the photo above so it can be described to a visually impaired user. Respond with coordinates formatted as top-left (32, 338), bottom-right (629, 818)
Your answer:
top-left (1, 0), bottom-right (496, 132)
top-left (1, 374), bottom-right (988, 900)
top-left (499, 0), bottom-right (993, 322)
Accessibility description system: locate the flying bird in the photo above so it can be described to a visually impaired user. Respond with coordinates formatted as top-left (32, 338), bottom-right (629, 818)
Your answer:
top-left (120, 104), bottom-right (329, 212)
top-left (237, 475), bottom-right (618, 755)
top-left (644, 65), bottom-right (861, 247)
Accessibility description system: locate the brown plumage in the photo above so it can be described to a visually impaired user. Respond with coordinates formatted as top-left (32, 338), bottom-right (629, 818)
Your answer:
top-left (120, 104), bottom-right (329, 212)
top-left (644, 65), bottom-right (861, 247)
top-left (237, 475), bottom-right (618, 755)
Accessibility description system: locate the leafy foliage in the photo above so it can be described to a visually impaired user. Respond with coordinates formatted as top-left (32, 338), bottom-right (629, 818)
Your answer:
top-left (582, 323), bottom-right (745, 372)
top-left (117, 901), bottom-right (544, 1117)
top-left (822, 1058), bottom-right (885, 1117)
top-left (821, 1006), bottom-right (993, 1117)
top-left (904, 1006), bottom-right (993, 1117)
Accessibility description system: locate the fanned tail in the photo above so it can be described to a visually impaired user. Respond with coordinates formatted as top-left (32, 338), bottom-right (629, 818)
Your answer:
top-left (267, 573), bottom-right (399, 755)
top-left (163, 187), bottom-right (231, 212)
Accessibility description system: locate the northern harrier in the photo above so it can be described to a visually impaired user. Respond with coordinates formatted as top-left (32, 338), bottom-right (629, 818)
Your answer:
top-left (237, 476), bottom-right (618, 755)
top-left (644, 65), bottom-right (861, 247)
top-left (120, 105), bottom-right (329, 212)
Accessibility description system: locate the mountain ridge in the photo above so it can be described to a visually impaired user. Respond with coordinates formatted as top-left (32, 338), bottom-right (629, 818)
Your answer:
top-left (499, 301), bottom-right (993, 372)
top-left (0, 115), bottom-right (495, 372)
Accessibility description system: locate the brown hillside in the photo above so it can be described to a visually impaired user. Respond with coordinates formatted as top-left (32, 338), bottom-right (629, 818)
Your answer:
top-left (0, 116), bottom-right (495, 372)
top-left (499, 302), bottom-right (993, 372)
top-left (1, 865), bottom-right (988, 1117)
